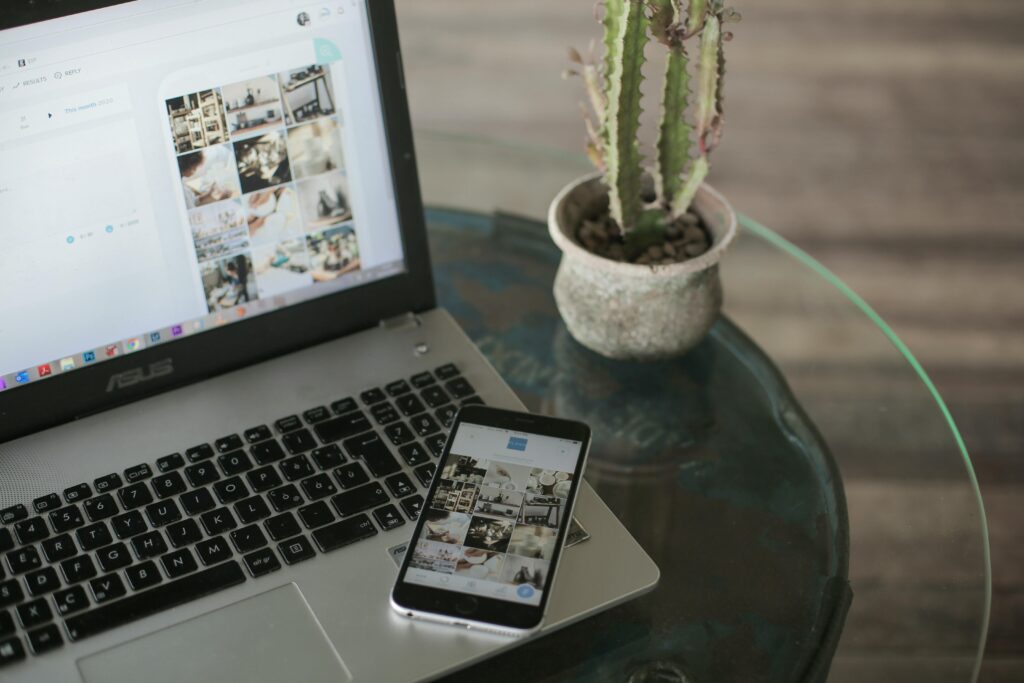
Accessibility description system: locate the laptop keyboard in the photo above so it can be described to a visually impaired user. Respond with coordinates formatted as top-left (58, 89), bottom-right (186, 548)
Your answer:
top-left (0, 362), bottom-right (483, 668)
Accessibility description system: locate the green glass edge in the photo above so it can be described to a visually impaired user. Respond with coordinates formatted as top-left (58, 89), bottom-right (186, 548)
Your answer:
top-left (738, 213), bottom-right (992, 680)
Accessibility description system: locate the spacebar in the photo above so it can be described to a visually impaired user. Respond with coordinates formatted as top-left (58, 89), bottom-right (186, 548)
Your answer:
top-left (64, 561), bottom-right (246, 641)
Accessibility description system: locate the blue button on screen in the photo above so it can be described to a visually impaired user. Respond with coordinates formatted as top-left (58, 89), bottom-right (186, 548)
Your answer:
top-left (507, 436), bottom-right (528, 451)
top-left (516, 584), bottom-right (535, 599)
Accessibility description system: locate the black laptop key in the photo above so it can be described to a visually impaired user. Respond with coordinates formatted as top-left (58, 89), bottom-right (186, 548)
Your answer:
top-left (229, 525), bottom-right (267, 554)
top-left (414, 464), bottom-right (436, 488)
top-left (0, 529), bottom-right (10, 554)
top-left (63, 483), bottom-right (92, 503)
top-left (0, 610), bottom-right (12, 636)
top-left (445, 377), bottom-right (475, 399)
top-left (300, 474), bottom-right (337, 501)
top-left (303, 406), bottom-right (331, 424)
top-left (59, 555), bottom-right (97, 584)
top-left (275, 415), bottom-right (303, 433)
top-left (166, 519), bottom-right (202, 549)
top-left (152, 471), bottom-right (187, 499)
top-left (25, 567), bottom-right (60, 596)
top-left (246, 465), bottom-right (283, 492)
top-left (83, 494), bottom-right (118, 523)
top-left (0, 505), bottom-right (28, 525)
top-left (421, 385), bottom-right (451, 408)
top-left (185, 461), bottom-right (220, 488)
top-left (156, 453), bottom-right (185, 473)
top-left (425, 434), bottom-right (447, 458)
top-left (110, 511), bottom-right (146, 539)
top-left (330, 397), bottom-right (358, 415)
top-left (278, 537), bottom-right (316, 565)
top-left (314, 411), bottom-right (371, 444)
top-left (17, 598), bottom-right (52, 629)
top-left (264, 512), bottom-right (302, 541)
top-left (333, 462), bottom-right (369, 490)
top-left (64, 561), bottom-right (245, 642)
top-left (395, 394), bottom-right (426, 417)
top-left (244, 425), bottom-right (273, 444)
top-left (118, 482), bottom-right (153, 510)
top-left (83, 522), bottom-right (120, 552)
top-left (311, 515), bottom-right (377, 553)
top-left (180, 488), bottom-right (216, 517)
top-left (214, 434), bottom-right (244, 454)
top-left (345, 434), bottom-right (401, 477)
top-left (385, 379), bottom-right (411, 397)
top-left (145, 499), bottom-right (182, 527)
top-left (185, 443), bottom-right (215, 463)
top-left (331, 483), bottom-right (388, 517)
top-left (14, 517), bottom-right (49, 545)
top-left (435, 404), bottom-right (458, 428)
top-left (410, 414), bottom-right (441, 438)
top-left (372, 505), bottom-right (405, 531)
top-left (266, 485), bottom-right (304, 512)
top-left (0, 635), bottom-right (25, 666)
top-left (89, 573), bottom-right (126, 604)
top-left (0, 580), bottom-right (23, 608)
top-left (461, 395), bottom-right (485, 406)
top-left (213, 477), bottom-right (249, 505)
top-left (410, 371), bottom-right (435, 388)
top-left (435, 363), bottom-right (459, 380)
top-left (93, 473), bottom-right (123, 494)
top-left (398, 443), bottom-right (430, 467)
top-left (400, 495), bottom-right (424, 520)
top-left (124, 463), bottom-right (152, 483)
top-left (161, 548), bottom-right (198, 579)
top-left (243, 548), bottom-right (281, 578)
top-left (282, 428), bottom-right (317, 455)
top-left (53, 585), bottom-right (89, 616)
top-left (370, 402), bottom-right (400, 425)
top-left (385, 473), bottom-right (415, 498)
top-left (28, 623), bottom-right (63, 655)
top-left (195, 537), bottom-right (233, 567)
top-left (200, 508), bottom-right (237, 536)
top-left (126, 561), bottom-right (163, 592)
top-left (234, 496), bottom-right (271, 525)
top-left (131, 530), bottom-right (168, 559)
top-left (250, 439), bottom-right (287, 465)
top-left (33, 493), bottom-right (61, 514)
top-left (218, 450), bottom-right (253, 476)
top-left (96, 543), bottom-right (131, 572)
top-left (360, 388), bottom-right (387, 405)
top-left (6, 546), bottom-right (41, 574)
top-left (49, 505), bottom-right (85, 533)
top-left (41, 534), bottom-right (76, 563)
top-left (311, 444), bottom-right (345, 470)
top-left (297, 502), bottom-right (334, 530)
top-left (279, 454), bottom-right (314, 481)
top-left (383, 422), bottom-right (415, 446)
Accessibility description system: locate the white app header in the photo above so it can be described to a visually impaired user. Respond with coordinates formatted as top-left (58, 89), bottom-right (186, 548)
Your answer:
top-left (450, 422), bottom-right (581, 474)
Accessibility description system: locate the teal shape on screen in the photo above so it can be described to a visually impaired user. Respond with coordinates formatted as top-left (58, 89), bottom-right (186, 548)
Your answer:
top-left (315, 38), bottom-right (342, 64)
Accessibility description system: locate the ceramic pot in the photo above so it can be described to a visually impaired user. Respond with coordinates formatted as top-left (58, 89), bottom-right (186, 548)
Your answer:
top-left (548, 172), bottom-right (737, 360)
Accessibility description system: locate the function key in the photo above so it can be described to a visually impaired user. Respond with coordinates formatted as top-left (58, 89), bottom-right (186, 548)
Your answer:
top-left (445, 377), bottom-right (476, 399)
top-left (302, 406), bottom-right (330, 424)
top-left (275, 415), bottom-right (303, 433)
top-left (330, 397), bottom-right (357, 415)
top-left (185, 443), bottom-right (215, 463)
top-left (409, 371), bottom-right (435, 389)
top-left (359, 388), bottom-right (387, 405)
top-left (93, 473), bottom-right (123, 494)
top-left (214, 434), bottom-right (244, 454)
top-left (385, 380), bottom-right (411, 397)
top-left (435, 363), bottom-right (460, 380)
top-left (0, 504), bottom-right (28, 525)
top-left (63, 483), bottom-right (92, 504)
top-left (156, 453), bottom-right (185, 473)
top-left (124, 463), bottom-right (152, 484)
top-left (244, 425), bottom-right (273, 443)
top-left (33, 493), bottom-right (61, 514)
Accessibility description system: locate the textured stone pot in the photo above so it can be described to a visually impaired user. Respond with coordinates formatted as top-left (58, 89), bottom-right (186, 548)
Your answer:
top-left (548, 172), bottom-right (737, 360)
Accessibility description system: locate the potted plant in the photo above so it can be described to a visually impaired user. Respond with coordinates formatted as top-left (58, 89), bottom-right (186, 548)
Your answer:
top-left (551, 0), bottom-right (741, 359)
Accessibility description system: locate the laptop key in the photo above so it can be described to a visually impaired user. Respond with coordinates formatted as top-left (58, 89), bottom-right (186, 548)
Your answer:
top-left (300, 474), bottom-right (337, 501)
top-left (234, 496), bottom-right (271, 524)
top-left (445, 377), bottom-right (475, 399)
top-left (83, 494), bottom-right (118, 522)
top-left (331, 483), bottom-right (388, 517)
top-left (435, 363), bottom-right (459, 380)
top-left (161, 548), bottom-right (198, 579)
top-left (96, 543), bottom-right (131, 572)
top-left (200, 508), bottom-right (238, 536)
top-left (425, 434), bottom-right (447, 458)
top-left (410, 414), bottom-right (441, 438)
top-left (14, 517), bottom-right (49, 545)
top-left (311, 444), bottom-right (345, 470)
top-left (414, 464), bottom-right (436, 488)
top-left (152, 471), bottom-right (187, 499)
top-left (461, 396), bottom-right (485, 406)
top-left (195, 537), bottom-right (233, 566)
top-left (0, 610), bottom-right (12, 636)
top-left (25, 567), bottom-right (60, 596)
top-left (383, 422), bottom-right (415, 446)
top-left (303, 406), bottom-right (330, 424)
top-left (131, 531), bottom-right (167, 559)
top-left (275, 415), bottom-right (303, 433)
top-left (79, 521), bottom-right (114, 552)
top-left (124, 463), bottom-right (153, 484)
top-left (421, 385), bottom-right (451, 408)
top-left (59, 555), bottom-right (97, 584)
top-left (360, 388), bottom-right (386, 405)
top-left (166, 519), bottom-right (202, 548)
top-left (410, 371), bottom-right (435, 389)
top-left (247, 466), bottom-right (283, 492)
top-left (180, 489), bottom-right (216, 516)
top-left (0, 505), bottom-right (28, 525)
top-left (400, 495), bottom-right (424, 520)
top-left (218, 450), bottom-right (253, 476)
top-left (398, 443), bottom-right (430, 467)
top-left (50, 505), bottom-right (85, 533)
top-left (385, 380), bottom-right (411, 397)
top-left (297, 502), bottom-right (334, 530)
top-left (41, 534), bottom-right (76, 563)
top-left (251, 440), bottom-right (286, 465)
top-left (156, 453), bottom-right (185, 473)
top-left (0, 529), bottom-right (10, 554)
top-left (385, 473), bottom-right (415, 498)
top-left (17, 598), bottom-right (52, 629)
top-left (125, 561), bottom-right (162, 591)
top-left (63, 483), bottom-right (93, 503)
top-left (282, 429), bottom-right (317, 454)
top-left (27, 623), bottom-right (63, 655)
top-left (145, 499), bottom-right (182, 527)
top-left (342, 433), bottom-right (401, 477)
top-left (264, 512), bottom-right (302, 541)
top-left (0, 635), bottom-right (26, 666)
top-left (110, 511), bottom-right (145, 540)
top-left (89, 573), bottom-right (126, 604)
top-left (333, 462), bottom-right (369, 490)
top-left (395, 394), bottom-right (426, 417)
top-left (279, 454), bottom-right (314, 481)
top-left (0, 580), bottom-right (24, 607)
top-left (314, 411), bottom-right (371, 444)
top-left (330, 397), bottom-right (358, 415)
top-left (53, 585), bottom-right (89, 615)
top-left (244, 425), bottom-right (273, 444)
top-left (435, 404), bottom-right (458, 428)
top-left (370, 402), bottom-right (400, 425)
top-left (185, 443), bottom-right (215, 463)
top-left (185, 462), bottom-right (220, 488)
top-left (243, 548), bottom-right (281, 578)
top-left (311, 515), bottom-right (377, 553)
top-left (6, 546), bottom-right (42, 574)
top-left (229, 525), bottom-right (267, 554)
top-left (278, 537), bottom-right (316, 565)
top-left (118, 482), bottom-right (154, 510)
top-left (64, 561), bottom-right (246, 642)
top-left (93, 473), bottom-right (123, 494)
top-left (372, 505), bottom-right (404, 531)
top-left (33, 493), bottom-right (62, 514)
top-left (266, 485), bottom-right (304, 512)
top-left (213, 477), bottom-right (249, 504)
top-left (214, 434), bottom-right (244, 453)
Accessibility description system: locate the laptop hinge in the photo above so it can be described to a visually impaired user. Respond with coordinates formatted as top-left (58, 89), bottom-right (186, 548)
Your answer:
top-left (379, 311), bottom-right (421, 331)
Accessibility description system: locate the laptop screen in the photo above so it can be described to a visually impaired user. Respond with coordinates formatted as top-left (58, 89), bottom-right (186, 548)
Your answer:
top-left (0, 0), bottom-right (406, 393)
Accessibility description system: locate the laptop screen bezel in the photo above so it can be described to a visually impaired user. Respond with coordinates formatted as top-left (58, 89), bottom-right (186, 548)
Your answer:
top-left (0, 0), bottom-right (436, 444)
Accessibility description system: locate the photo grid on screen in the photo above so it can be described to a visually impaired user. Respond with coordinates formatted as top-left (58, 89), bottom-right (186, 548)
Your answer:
top-left (165, 64), bottom-right (359, 313)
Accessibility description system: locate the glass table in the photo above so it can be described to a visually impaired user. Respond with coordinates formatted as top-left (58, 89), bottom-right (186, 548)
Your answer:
top-left (413, 131), bottom-right (990, 683)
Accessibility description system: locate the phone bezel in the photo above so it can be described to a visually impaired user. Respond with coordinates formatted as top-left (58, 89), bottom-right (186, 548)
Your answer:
top-left (391, 405), bottom-right (591, 633)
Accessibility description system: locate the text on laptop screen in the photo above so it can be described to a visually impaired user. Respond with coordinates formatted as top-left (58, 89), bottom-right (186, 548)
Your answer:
top-left (0, 0), bottom-right (406, 391)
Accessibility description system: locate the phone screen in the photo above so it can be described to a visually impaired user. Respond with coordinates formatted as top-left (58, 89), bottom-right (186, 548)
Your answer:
top-left (400, 420), bottom-right (583, 607)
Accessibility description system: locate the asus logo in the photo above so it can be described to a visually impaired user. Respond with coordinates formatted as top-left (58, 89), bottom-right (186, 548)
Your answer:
top-left (106, 359), bottom-right (174, 392)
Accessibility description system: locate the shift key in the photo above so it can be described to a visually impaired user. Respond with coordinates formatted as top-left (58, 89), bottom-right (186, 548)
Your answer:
top-left (312, 514), bottom-right (377, 552)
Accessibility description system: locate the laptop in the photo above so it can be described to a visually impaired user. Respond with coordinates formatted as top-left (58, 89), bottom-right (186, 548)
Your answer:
top-left (0, 1), bottom-right (659, 681)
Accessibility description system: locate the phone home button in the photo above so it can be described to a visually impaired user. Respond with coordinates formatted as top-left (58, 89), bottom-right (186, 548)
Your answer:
top-left (454, 596), bottom-right (478, 616)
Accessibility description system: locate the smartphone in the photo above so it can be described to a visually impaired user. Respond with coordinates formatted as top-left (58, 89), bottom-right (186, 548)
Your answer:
top-left (390, 405), bottom-right (591, 636)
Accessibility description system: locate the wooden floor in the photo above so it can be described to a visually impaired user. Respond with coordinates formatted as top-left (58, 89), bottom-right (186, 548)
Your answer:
top-left (393, 0), bottom-right (1024, 680)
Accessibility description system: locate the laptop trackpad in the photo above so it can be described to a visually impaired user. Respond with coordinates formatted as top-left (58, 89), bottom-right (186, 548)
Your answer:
top-left (78, 583), bottom-right (351, 683)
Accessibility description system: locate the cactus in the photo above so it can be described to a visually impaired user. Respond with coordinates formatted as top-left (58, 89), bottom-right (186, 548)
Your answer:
top-left (567, 0), bottom-right (739, 250)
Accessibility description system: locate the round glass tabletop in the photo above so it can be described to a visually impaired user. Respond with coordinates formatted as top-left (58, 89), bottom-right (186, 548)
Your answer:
top-left (414, 130), bottom-right (990, 683)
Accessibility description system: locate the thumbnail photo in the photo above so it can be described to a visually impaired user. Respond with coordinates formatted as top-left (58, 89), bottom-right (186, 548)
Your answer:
top-left (408, 540), bottom-right (459, 574)
top-left (431, 480), bottom-right (479, 514)
top-left (201, 252), bottom-right (257, 312)
top-left (221, 75), bottom-right (284, 138)
top-left (464, 516), bottom-right (514, 553)
top-left (519, 493), bottom-right (565, 529)
top-left (441, 456), bottom-right (488, 486)
top-left (296, 172), bottom-right (352, 229)
top-left (233, 131), bottom-right (292, 195)
top-left (245, 186), bottom-right (302, 246)
top-left (286, 116), bottom-right (346, 180)
top-left (500, 556), bottom-right (549, 590)
top-left (306, 223), bottom-right (360, 281)
top-left (189, 199), bottom-right (249, 262)
top-left (455, 548), bottom-right (505, 582)
top-left (279, 64), bottom-right (336, 125)
top-left (526, 468), bottom-right (574, 499)
top-left (178, 144), bottom-right (241, 209)
top-left (507, 524), bottom-right (558, 561)
top-left (422, 510), bottom-right (470, 546)
top-left (166, 88), bottom-right (229, 154)
top-left (252, 239), bottom-right (312, 299)
top-left (473, 486), bottom-right (524, 520)
top-left (483, 461), bottom-right (532, 492)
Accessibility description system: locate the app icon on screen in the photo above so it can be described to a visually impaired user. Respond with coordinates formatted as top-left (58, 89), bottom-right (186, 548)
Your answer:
top-left (105, 344), bottom-right (120, 358)
top-left (15, 372), bottom-right (30, 384)
top-left (0, 377), bottom-right (6, 390)
top-left (150, 332), bottom-right (161, 343)
top-left (125, 338), bottom-right (142, 353)
top-left (59, 357), bottom-right (75, 372)
top-left (38, 364), bottom-right (52, 377)
top-left (171, 325), bottom-right (183, 337)
top-left (83, 351), bottom-right (96, 362)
